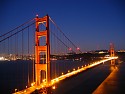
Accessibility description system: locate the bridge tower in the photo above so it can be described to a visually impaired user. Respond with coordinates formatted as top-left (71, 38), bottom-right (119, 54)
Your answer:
top-left (110, 43), bottom-right (115, 57)
top-left (109, 43), bottom-right (115, 65)
top-left (35, 15), bottom-right (50, 86)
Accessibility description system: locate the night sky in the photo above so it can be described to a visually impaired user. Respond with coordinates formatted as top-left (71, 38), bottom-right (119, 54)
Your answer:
top-left (0, 0), bottom-right (125, 52)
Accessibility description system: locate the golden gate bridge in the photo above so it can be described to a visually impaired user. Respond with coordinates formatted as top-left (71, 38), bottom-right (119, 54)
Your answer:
top-left (0, 15), bottom-right (118, 94)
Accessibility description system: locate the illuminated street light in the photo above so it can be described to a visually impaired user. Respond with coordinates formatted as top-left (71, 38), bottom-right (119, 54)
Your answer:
top-left (31, 82), bottom-right (35, 86)
top-left (15, 89), bottom-right (17, 93)
top-left (62, 72), bottom-right (64, 75)
top-left (52, 85), bottom-right (56, 89)
top-left (43, 79), bottom-right (46, 82)
top-left (78, 67), bottom-right (79, 69)
top-left (24, 90), bottom-right (26, 93)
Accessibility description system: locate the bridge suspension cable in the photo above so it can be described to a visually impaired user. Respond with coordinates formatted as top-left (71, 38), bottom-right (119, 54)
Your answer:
top-left (49, 17), bottom-right (82, 53)
top-left (0, 21), bottom-right (35, 43)
top-left (0, 18), bottom-right (34, 38)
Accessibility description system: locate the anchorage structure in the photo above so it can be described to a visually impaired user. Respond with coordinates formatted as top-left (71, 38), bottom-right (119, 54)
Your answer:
top-left (35, 15), bottom-right (50, 86)
top-left (110, 43), bottom-right (115, 65)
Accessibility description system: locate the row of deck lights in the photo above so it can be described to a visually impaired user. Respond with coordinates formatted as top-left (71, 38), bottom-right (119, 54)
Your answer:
top-left (51, 61), bottom-right (99, 84)
top-left (51, 56), bottom-right (118, 86)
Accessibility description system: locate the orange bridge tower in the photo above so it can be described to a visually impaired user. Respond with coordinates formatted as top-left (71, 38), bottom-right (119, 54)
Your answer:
top-left (35, 15), bottom-right (50, 86)
top-left (109, 43), bottom-right (115, 65)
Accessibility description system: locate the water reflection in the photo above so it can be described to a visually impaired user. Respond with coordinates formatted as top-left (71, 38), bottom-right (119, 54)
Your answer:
top-left (110, 65), bottom-right (118, 71)
top-left (110, 59), bottom-right (118, 71)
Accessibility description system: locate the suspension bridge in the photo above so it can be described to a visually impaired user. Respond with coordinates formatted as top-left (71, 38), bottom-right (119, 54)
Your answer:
top-left (0, 15), bottom-right (118, 94)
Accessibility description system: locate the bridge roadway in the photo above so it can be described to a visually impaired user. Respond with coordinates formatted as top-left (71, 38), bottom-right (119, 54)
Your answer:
top-left (13, 57), bottom-right (118, 94)
top-left (93, 59), bottom-right (125, 94)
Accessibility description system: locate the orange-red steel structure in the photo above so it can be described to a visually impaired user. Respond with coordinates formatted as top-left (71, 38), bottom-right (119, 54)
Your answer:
top-left (35, 15), bottom-right (50, 86)
top-left (110, 43), bottom-right (115, 57)
top-left (109, 43), bottom-right (115, 65)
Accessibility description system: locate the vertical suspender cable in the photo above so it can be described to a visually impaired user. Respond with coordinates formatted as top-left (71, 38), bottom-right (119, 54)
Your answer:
top-left (14, 30), bottom-right (17, 91)
top-left (27, 26), bottom-right (30, 87)
top-left (22, 29), bottom-right (23, 60)
top-left (32, 24), bottom-right (35, 83)
top-left (52, 25), bottom-right (56, 79)
top-left (17, 29), bottom-right (18, 58)
top-left (16, 32), bottom-right (19, 91)
top-left (8, 38), bottom-right (9, 56)
top-left (3, 36), bottom-right (5, 56)
top-left (14, 34), bottom-right (16, 60)
top-left (22, 27), bottom-right (25, 89)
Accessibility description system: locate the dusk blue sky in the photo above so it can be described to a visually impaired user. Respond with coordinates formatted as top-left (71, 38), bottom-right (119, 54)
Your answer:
top-left (0, 0), bottom-right (125, 52)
